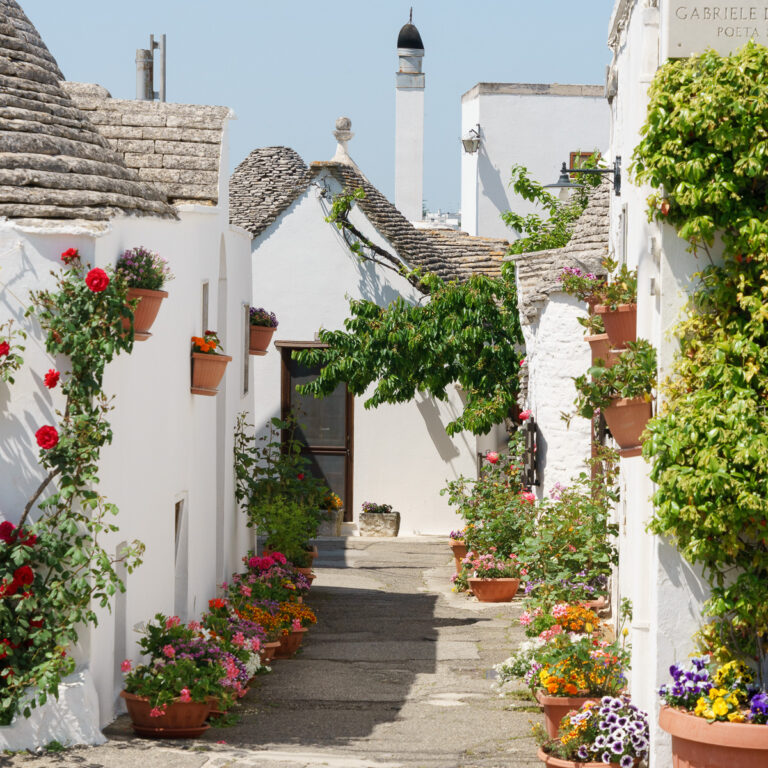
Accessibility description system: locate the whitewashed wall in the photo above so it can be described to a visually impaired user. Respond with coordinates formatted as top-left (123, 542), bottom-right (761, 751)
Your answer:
top-left (0, 195), bottom-right (252, 734)
top-left (461, 85), bottom-right (609, 239)
top-left (521, 293), bottom-right (593, 497)
top-left (249, 172), bottom-right (476, 536)
top-left (608, 2), bottom-right (714, 765)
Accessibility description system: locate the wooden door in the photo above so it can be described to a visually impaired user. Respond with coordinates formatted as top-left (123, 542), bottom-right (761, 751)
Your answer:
top-left (279, 343), bottom-right (354, 522)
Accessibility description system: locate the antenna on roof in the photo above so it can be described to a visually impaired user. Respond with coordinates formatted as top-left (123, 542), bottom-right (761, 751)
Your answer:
top-left (135, 34), bottom-right (166, 102)
top-left (409, 7), bottom-right (413, 23)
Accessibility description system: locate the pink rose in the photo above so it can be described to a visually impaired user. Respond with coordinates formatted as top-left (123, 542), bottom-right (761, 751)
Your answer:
top-left (486, 451), bottom-right (499, 464)
top-left (521, 491), bottom-right (536, 503)
top-left (120, 659), bottom-right (132, 673)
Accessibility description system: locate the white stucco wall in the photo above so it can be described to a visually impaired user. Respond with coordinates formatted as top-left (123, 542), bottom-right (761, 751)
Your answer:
top-left (521, 294), bottom-right (593, 497)
top-left (608, 2), bottom-right (713, 764)
top-left (460, 85), bottom-right (610, 239)
top-left (0, 196), bottom-right (252, 736)
top-left (395, 84), bottom-right (425, 223)
top-left (249, 172), bottom-right (476, 536)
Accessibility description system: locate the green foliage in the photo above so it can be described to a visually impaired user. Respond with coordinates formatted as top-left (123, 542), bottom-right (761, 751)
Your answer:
top-left (577, 313), bottom-right (604, 335)
top-left (517, 455), bottom-right (619, 604)
top-left (294, 267), bottom-right (524, 436)
top-left (0, 254), bottom-right (144, 724)
top-left (573, 339), bottom-right (657, 419)
top-left (600, 259), bottom-right (638, 309)
top-left (503, 159), bottom-right (600, 255)
top-left (632, 42), bottom-right (768, 255)
top-left (233, 414), bottom-right (329, 566)
top-left (0, 319), bottom-right (25, 384)
top-left (634, 42), bottom-right (768, 668)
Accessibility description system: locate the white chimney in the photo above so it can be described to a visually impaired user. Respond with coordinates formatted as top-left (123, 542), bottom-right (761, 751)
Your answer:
top-left (395, 11), bottom-right (424, 223)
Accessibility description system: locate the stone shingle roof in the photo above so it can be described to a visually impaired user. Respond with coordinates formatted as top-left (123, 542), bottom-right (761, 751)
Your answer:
top-left (421, 228), bottom-right (508, 279)
top-left (230, 146), bottom-right (311, 237)
top-left (64, 82), bottom-right (231, 206)
top-left (508, 180), bottom-right (610, 325)
top-left (314, 161), bottom-right (457, 281)
top-left (0, 0), bottom-right (174, 221)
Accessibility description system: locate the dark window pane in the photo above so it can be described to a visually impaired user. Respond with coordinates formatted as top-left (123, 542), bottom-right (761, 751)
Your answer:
top-left (288, 357), bottom-right (346, 447)
top-left (303, 452), bottom-right (346, 508)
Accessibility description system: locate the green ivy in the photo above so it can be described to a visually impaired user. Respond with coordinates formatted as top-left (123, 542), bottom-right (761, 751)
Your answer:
top-left (633, 42), bottom-right (768, 670)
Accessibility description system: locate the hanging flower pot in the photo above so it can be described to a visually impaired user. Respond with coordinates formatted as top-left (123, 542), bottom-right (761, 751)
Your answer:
top-left (535, 691), bottom-right (595, 739)
top-left (659, 705), bottom-right (768, 768)
top-left (190, 331), bottom-right (231, 396)
top-left (249, 325), bottom-right (276, 355)
top-left (594, 304), bottom-right (637, 349)
top-left (120, 690), bottom-right (211, 738)
top-left (123, 288), bottom-right (168, 341)
top-left (602, 396), bottom-right (652, 450)
top-left (467, 577), bottom-right (520, 602)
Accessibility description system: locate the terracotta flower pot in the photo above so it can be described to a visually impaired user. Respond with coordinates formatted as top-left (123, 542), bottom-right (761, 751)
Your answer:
top-left (248, 325), bottom-right (276, 355)
top-left (120, 690), bottom-right (211, 738)
top-left (585, 334), bottom-right (611, 365)
top-left (123, 287), bottom-right (168, 341)
top-left (258, 640), bottom-right (281, 664)
top-left (449, 539), bottom-right (468, 573)
top-left (659, 705), bottom-right (768, 767)
top-left (535, 690), bottom-right (595, 739)
top-left (467, 577), bottom-right (520, 602)
top-left (273, 627), bottom-right (308, 659)
top-left (581, 596), bottom-right (608, 611)
top-left (306, 545), bottom-right (319, 561)
top-left (602, 396), bottom-right (652, 450)
top-left (190, 352), bottom-right (232, 396)
top-left (296, 566), bottom-right (315, 585)
top-left (594, 304), bottom-right (637, 349)
top-left (536, 747), bottom-right (631, 767)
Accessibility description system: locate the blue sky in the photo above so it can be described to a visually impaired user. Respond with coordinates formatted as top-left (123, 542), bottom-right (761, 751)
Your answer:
top-left (28, 1), bottom-right (614, 213)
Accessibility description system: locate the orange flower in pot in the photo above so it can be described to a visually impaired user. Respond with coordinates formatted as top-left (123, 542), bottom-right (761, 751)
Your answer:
top-left (191, 330), bottom-right (232, 396)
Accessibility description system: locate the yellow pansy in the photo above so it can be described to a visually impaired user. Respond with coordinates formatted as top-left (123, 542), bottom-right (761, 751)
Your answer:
top-left (712, 698), bottom-right (729, 717)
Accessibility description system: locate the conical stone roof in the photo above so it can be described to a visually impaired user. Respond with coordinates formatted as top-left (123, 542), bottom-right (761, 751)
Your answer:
top-left (0, 0), bottom-right (175, 221)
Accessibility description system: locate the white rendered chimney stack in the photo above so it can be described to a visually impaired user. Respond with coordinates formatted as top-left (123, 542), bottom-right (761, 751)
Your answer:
top-left (395, 12), bottom-right (424, 223)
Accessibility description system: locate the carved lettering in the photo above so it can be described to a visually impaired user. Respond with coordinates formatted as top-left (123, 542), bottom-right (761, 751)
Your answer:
top-left (667, 3), bottom-right (768, 55)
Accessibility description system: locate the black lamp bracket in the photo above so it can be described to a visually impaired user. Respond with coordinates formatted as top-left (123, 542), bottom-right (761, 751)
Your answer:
top-left (563, 156), bottom-right (621, 196)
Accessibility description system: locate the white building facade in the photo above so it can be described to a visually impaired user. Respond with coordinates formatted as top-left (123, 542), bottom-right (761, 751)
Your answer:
top-left (461, 83), bottom-right (610, 240)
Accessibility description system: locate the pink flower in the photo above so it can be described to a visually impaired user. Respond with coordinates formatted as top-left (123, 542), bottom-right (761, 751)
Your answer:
top-left (162, 644), bottom-right (175, 658)
top-left (149, 705), bottom-right (167, 718)
top-left (519, 358), bottom-right (526, 366)
top-left (187, 620), bottom-right (201, 632)
top-left (520, 612), bottom-right (532, 626)
top-left (179, 688), bottom-right (191, 703)
top-left (272, 552), bottom-right (287, 565)
top-left (520, 568), bottom-right (529, 576)
top-left (165, 616), bottom-right (180, 629)
top-left (248, 556), bottom-right (259, 569)
top-left (232, 632), bottom-right (246, 648)
top-left (120, 659), bottom-right (132, 673)
top-left (486, 451), bottom-right (499, 464)
top-left (552, 603), bottom-right (569, 619)
top-left (519, 410), bottom-right (532, 421)
top-left (240, 585), bottom-right (252, 597)
top-left (520, 491), bottom-right (536, 503)
top-left (251, 638), bottom-right (261, 652)
top-left (292, 619), bottom-right (302, 631)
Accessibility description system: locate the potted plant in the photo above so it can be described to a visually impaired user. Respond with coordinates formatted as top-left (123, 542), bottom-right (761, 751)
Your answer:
top-left (558, 266), bottom-right (608, 310)
top-left (577, 314), bottom-right (619, 368)
top-left (318, 491), bottom-right (344, 537)
top-left (120, 614), bottom-right (227, 738)
top-left (116, 246), bottom-right (173, 341)
top-left (520, 602), bottom-right (601, 640)
top-left (248, 307), bottom-right (278, 355)
top-left (535, 696), bottom-right (650, 767)
top-left (359, 501), bottom-right (400, 537)
top-left (449, 528), bottom-right (468, 573)
top-left (573, 340), bottom-right (656, 453)
top-left (656, 657), bottom-right (768, 767)
top-left (191, 330), bottom-right (232, 396)
top-left (464, 551), bottom-right (522, 602)
top-left (592, 259), bottom-right (637, 350)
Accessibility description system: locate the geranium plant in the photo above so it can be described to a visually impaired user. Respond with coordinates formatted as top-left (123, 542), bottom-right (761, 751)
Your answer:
top-left (249, 307), bottom-right (278, 328)
top-left (463, 551), bottom-right (520, 579)
top-left (573, 339), bottom-right (656, 419)
top-left (558, 266), bottom-right (607, 304)
top-left (115, 246), bottom-right (173, 291)
top-left (191, 330), bottom-right (224, 355)
top-left (361, 502), bottom-right (393, 514)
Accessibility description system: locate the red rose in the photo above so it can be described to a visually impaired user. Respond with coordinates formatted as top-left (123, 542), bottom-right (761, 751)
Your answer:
top-left (0, 521), bottom-right (15, 543)
top-left (43, 369), bottom-right (60, 389)
top-left (486, 451), bottom-right (499, 465)
top-left (13, 566), bottom-right (34, 586)
top-left (519, 410), bottom-right (532, 421)
top-left (0, 341), bottom-right (9, 357)
top-left (297, 473), bottom-right (305, 480)
top-left (35, 425), bottom-right (59, 450)
top-left (29, 619), bottom-right (44, 629)
top-left (85, 267), bottom-right (109, 293)
top-left (61, 247), bottom-right (79, 264)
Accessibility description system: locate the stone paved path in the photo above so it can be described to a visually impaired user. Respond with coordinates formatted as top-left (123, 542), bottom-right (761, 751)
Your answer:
top-left (1, 538), bottom-right (541, 768)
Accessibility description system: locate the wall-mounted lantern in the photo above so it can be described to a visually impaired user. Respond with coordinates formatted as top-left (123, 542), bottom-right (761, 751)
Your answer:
top-left (461, 124), bottom-right (481, 154)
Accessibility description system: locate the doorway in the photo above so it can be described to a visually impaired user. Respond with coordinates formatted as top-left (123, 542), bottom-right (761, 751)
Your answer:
top-left (278, 342), bottom-right (354, 522)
